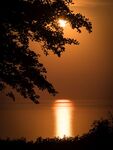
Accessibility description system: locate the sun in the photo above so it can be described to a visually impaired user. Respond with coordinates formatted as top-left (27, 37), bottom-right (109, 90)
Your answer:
top-left (58, 19), bottom-right (67, 27)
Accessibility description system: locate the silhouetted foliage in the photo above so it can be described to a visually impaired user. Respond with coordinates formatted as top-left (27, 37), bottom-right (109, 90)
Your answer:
top-left (0, 0), bottom-right (92, 103)
top-left (0, 115), bottom-right (113, 150)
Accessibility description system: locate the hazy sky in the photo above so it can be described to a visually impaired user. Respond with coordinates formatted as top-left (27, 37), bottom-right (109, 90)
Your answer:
top-left (0, 0), bottom-right (113, 140)
top-left (37, 0), bottom-right (113, 104)
top-left (0, 0), bottom-right (113, 104)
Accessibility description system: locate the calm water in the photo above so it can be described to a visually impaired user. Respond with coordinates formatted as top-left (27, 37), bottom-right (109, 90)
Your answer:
top-left (0, 99), bottom-right (113, 140)
top-left (53, 99), bottom-right (113, 138)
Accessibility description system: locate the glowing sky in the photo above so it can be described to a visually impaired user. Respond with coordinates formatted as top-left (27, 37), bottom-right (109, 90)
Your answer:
top-left (38, 0), bottom-right (113, 102)
top-left (0, 0), bottom-right (113, 104)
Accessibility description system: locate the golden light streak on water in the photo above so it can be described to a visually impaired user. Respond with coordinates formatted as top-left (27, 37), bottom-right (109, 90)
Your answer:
top-left (54, 99), bottom-right (73, 138)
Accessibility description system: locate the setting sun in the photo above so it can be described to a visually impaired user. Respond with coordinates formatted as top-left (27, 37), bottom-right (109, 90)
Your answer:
top-left (58, 19), bottom-right (67, 27)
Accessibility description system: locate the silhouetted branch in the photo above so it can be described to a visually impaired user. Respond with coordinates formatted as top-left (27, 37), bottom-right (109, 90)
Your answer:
top-left (0, 0), bottom-right (92, 103)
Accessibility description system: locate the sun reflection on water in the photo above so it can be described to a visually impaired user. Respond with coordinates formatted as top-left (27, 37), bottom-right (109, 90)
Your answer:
top-left (54, 99), bottom-right (73, 138)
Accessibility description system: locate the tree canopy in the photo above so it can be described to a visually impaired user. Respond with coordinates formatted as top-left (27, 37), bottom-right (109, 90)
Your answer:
top-left (0, 0), bottom-right (92, 103)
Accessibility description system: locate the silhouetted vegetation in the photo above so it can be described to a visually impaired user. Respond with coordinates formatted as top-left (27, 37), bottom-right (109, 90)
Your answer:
top-left (0, 0), bottom-right (92, 103)
top-left (0, 115), bottom-right (113, 150)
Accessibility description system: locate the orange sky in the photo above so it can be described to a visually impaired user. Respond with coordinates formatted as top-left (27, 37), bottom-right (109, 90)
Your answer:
top-left (36, 0), bottom-right (113, 103)
top-left (0, 0), bottom-right (113, 140)
top-left (0, 0), bottom-right (113, 104)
